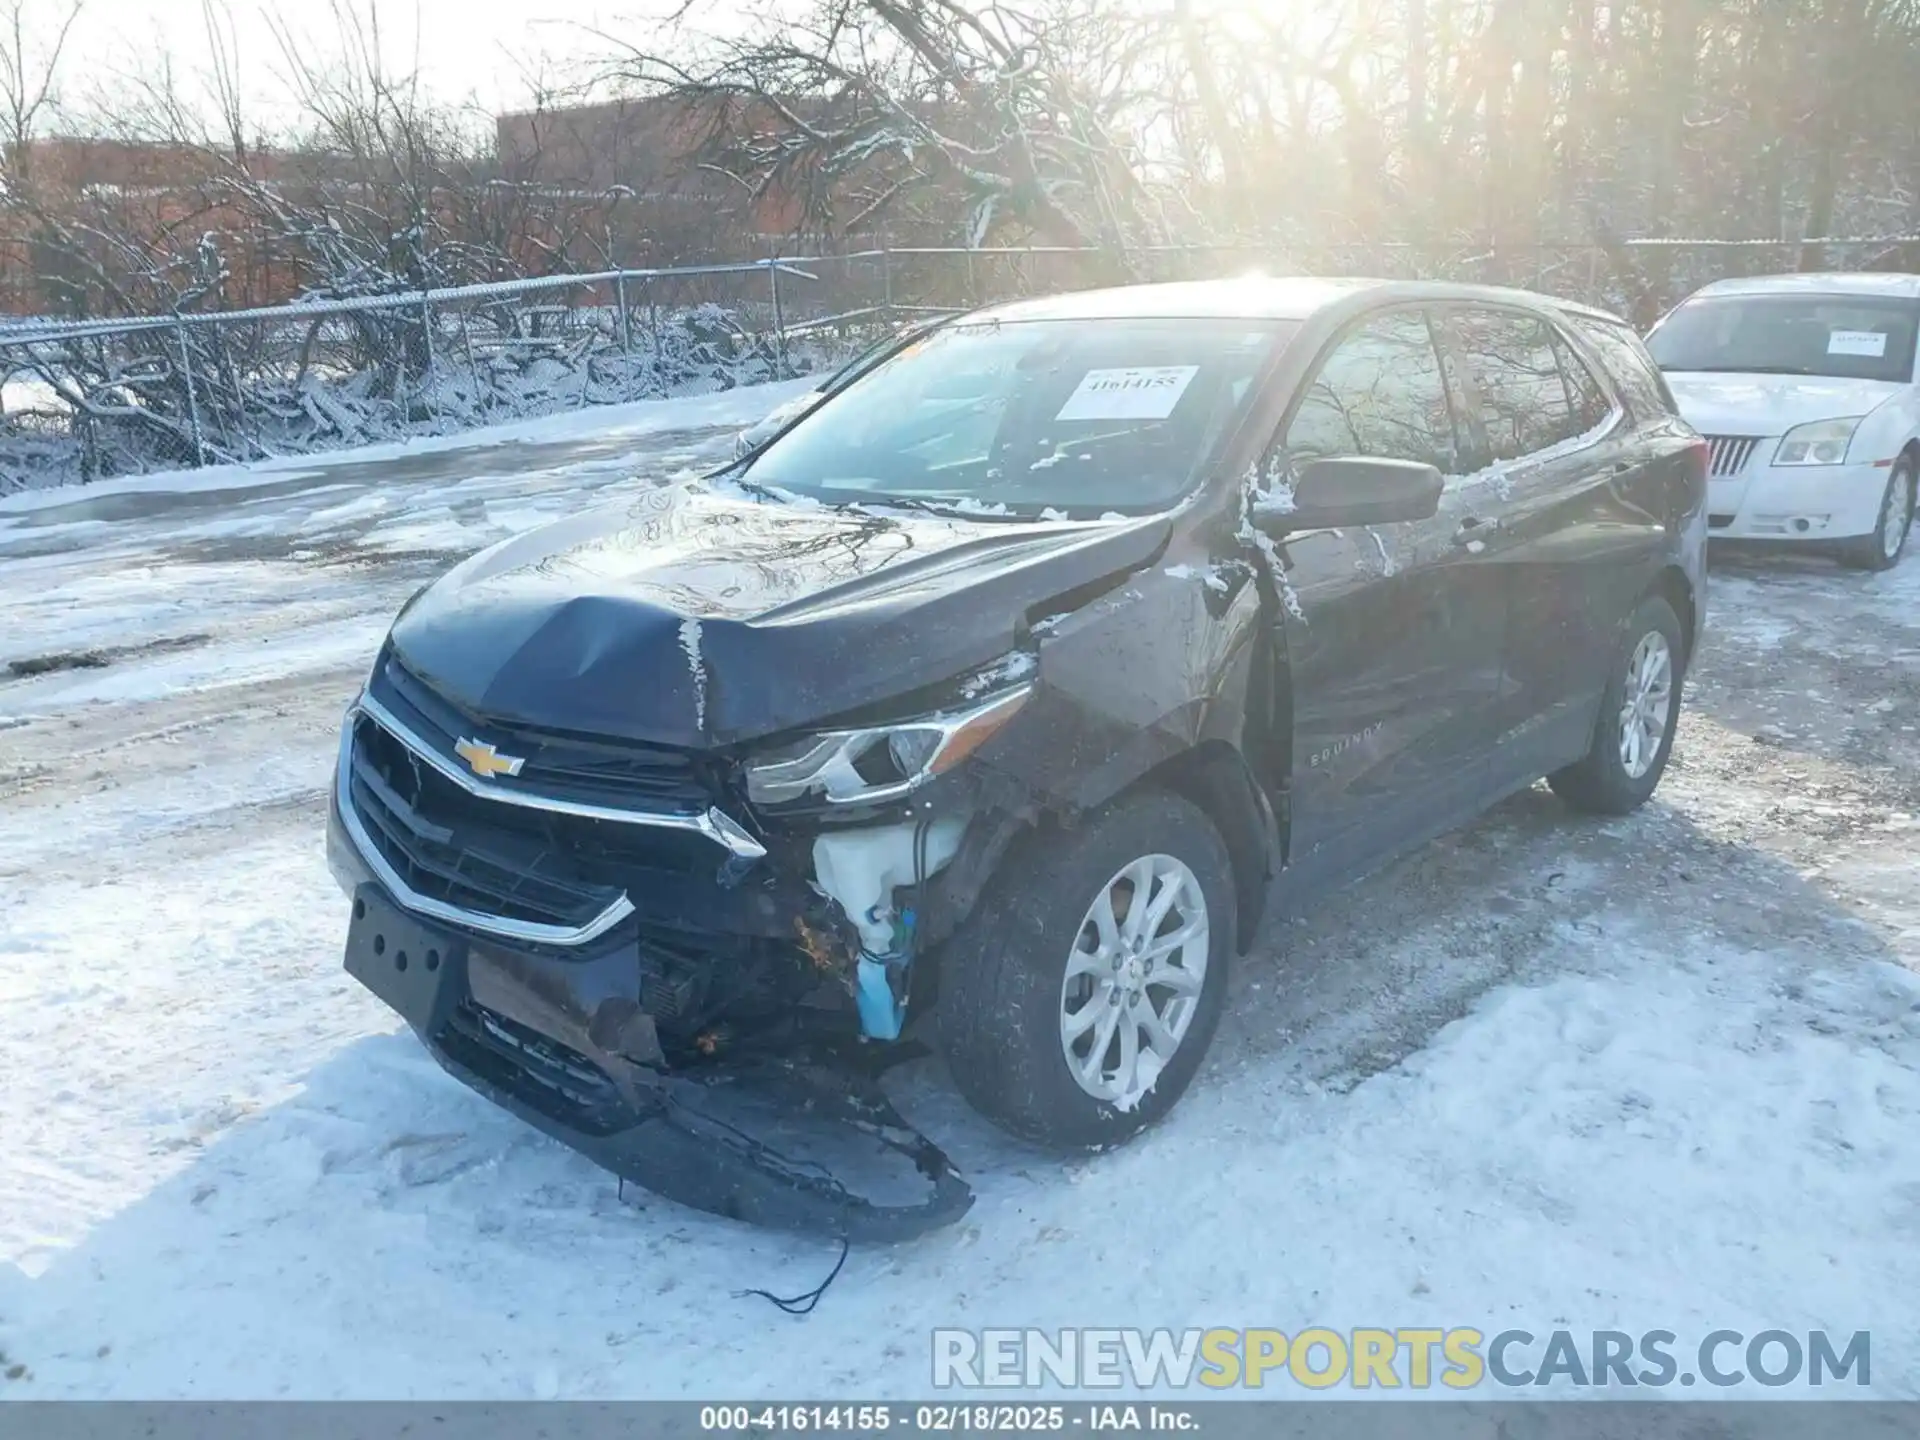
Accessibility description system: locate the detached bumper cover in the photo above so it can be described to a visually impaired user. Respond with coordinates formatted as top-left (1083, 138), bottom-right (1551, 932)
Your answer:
top-left (330, 800), bottom-right (974, 1242)
top-left (442, 1021), bottom-right (976, 1242)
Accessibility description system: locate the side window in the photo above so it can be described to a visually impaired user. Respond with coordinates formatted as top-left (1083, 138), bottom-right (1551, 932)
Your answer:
top-left (1569, 314), bottom-right (1681, 422)
top-left (1448, 309), bottom-right (1579, 461)
top-left (1282, 310), bottom-right (1461, 473)
top-left (1554, 331), bottom-right (1614, 434)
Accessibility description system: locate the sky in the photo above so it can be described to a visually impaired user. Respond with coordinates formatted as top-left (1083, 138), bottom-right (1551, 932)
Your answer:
top-left (39, 0), bottom-right (749, 129)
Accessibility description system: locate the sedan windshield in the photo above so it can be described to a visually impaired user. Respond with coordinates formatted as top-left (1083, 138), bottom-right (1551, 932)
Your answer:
top-left (737, 317), bottom-right (1288, 517)
top-left (1646, 294), bottom-right (1920, 384)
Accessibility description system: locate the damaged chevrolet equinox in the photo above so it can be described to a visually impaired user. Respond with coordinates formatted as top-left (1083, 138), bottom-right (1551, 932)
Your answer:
top-left (330, 279), bottom-right (1708, 1239)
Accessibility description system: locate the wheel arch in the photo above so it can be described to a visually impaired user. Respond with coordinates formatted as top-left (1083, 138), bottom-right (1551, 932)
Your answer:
top-left (1648, 565), bottom-right (1698, 668)
top-left (1131, 740), bottom-right (1280, 955)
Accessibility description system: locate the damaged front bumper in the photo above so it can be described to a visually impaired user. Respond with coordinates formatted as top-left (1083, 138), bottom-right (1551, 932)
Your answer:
top-left (326, 753), bottom-right (977, 1241)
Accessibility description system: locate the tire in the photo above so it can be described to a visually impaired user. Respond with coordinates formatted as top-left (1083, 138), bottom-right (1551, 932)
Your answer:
top-left (1840, 455), bottom-right (1915, 572)
top-left (938, 790), bottom-right (1233, 1151)
top-left (1548, 595), bottom-right (1686, 816)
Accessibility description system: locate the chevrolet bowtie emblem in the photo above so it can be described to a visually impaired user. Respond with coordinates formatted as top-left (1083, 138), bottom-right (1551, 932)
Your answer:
top-left (454, 737), bottom-right (525, 780)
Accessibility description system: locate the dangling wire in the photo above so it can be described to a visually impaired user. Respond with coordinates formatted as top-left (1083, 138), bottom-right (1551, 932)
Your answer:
top-left (736, 1238), bottom-right (851, 1315)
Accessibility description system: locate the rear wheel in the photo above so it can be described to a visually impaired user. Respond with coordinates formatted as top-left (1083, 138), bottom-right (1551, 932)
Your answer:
top-left (1841, 455), bottom-right (1915, 572)
top-left (1548, 595), bottom-right (1685, 816)
top-left (938, 791), bottom-right (1233, 1150)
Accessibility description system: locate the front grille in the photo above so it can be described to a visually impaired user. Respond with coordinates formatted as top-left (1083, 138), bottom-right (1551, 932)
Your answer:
top-left (1705, 435), bottom-right (1761, 478)
top-left (340, 651), bottom-right (768, 936)
top-left (374, 654), bottom-right (715, 812)
top-left (347, 715), bottom-right (634, 929)
top-left (1709, 513), bottom-right (1737, 529)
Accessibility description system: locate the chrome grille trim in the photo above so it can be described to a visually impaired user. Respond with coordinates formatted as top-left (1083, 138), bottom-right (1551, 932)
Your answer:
top-left (1704, 435), bottom-right (1762, 479)
top-left (355, 691), bottom-right (767, 860)
top-left (335, 712), bottom-right (637, 946)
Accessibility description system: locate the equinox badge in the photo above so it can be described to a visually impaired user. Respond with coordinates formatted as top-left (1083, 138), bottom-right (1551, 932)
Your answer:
top-left (454, 737), bottom-right (525, 779)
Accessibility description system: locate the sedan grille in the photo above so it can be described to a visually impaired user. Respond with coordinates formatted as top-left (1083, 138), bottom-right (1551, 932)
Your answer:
top-left (1704, 435), bottom-right (1761, 479)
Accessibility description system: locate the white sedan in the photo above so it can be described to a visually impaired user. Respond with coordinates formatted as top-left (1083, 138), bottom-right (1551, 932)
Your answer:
top-left (1647, 272), bottom-right (1918, 570)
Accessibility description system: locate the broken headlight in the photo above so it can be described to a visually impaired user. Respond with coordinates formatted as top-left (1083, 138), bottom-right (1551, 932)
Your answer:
top-left (744, 686), bottom-right (1033, 807)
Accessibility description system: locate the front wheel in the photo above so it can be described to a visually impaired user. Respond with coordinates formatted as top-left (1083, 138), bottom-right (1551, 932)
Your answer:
top-left (1548, 595), bottom-right (1685, 816)
top-left (1841, 456), bottom-right (1915, 572)
top-left (938, 791), bottom-right (1233, 1151)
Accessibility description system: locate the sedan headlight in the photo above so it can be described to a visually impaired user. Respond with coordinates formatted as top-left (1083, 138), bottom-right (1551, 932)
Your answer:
top-left (1774, 417), bottom-right (1863, 467)
top-left (745, 686), bottom-right (1033, 807)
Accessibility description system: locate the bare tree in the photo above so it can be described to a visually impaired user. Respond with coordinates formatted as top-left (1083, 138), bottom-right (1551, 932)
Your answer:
top-left (592, 0), bottom-right (1180, 267)
top-left (0, 0), bottom-right (83, 193)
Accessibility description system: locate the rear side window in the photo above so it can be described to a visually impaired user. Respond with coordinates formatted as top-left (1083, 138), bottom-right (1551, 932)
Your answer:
top-left (1569, 315), bottom-right (1680, 421)
top-left (1282, 309), bottom-right (1463, 473)
top-left (1553, 330), bottom-right (1614, 433)
top-left (1446, 309), bottom-right (1587, 462)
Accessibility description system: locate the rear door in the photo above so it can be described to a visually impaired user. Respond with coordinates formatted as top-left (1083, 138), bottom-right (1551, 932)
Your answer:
top-left (1267, 305), bottom-right (1507, 881)
top-left (1434, 305), bottom-right (1668, 781)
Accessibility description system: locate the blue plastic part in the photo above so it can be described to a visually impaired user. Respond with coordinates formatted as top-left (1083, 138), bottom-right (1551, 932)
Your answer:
top-left (855, 956), bottom-right (906, 1040)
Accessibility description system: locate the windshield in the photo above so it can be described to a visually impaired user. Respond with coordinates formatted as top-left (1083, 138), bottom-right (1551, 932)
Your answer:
top-left (823, 319), bottom-right (944, 395)
top-left (1646, 294), bottom-right (1920, 384)
top-left (737, 317), bottom-right (1288, 517)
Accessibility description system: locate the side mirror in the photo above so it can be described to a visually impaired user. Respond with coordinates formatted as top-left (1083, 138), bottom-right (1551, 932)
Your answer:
top-left (1259, 456), bottom-right (1444, 533)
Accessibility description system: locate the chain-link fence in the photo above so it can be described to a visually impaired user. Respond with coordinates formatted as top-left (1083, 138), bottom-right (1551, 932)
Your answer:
top-left (5, 237), bottom-right (1917, 493)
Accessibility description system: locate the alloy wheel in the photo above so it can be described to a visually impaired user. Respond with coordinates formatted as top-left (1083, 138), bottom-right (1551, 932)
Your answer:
top-left (1884, 470), bottom-right (1915, 562)
top-left (1618, 631), bottom-right (1674, 780)
top-left (1059, 854), bottom-right (1210, 1107)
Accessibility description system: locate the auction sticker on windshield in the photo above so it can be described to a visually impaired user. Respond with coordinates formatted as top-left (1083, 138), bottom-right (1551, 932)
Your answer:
top-left (1056, 366), bottom-right (1199, 421)
top-left (1828, 330), bottom-right (1889, 357)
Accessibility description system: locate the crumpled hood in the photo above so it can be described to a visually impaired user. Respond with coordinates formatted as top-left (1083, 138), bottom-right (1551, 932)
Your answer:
top-left (1664, 371), bottom-right (1903, 436)
top-left (389, 482), bottom-right (1168, 747)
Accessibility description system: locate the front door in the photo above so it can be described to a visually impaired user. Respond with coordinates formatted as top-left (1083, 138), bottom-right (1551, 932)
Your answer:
top-left (1266, 306), bottom-right (1509, 885)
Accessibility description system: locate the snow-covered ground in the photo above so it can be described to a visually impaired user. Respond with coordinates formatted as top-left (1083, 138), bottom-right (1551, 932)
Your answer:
top-left (3, 388), bottom-right (1919, 1399)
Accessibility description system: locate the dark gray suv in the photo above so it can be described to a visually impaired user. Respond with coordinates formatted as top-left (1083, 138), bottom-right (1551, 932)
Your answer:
top-left (329, 278), bottom-right (1709, 1239)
